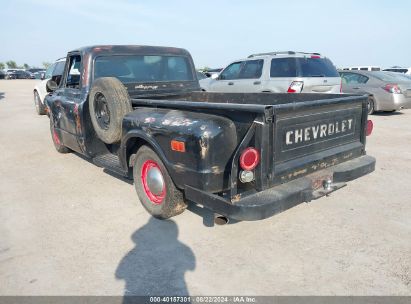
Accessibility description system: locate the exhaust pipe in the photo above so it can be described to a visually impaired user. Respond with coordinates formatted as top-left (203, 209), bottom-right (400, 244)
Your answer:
top-left (214, 213), bottom-right (229, 225)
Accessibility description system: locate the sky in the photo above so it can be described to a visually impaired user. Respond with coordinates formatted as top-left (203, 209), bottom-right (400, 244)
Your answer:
top-left (0, 0), bottom-right (410, 69)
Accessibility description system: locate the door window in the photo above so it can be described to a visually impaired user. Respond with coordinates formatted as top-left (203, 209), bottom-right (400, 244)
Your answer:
top-left (270, 58), bottom-right (297, 77)
top-left (53, 61), bottom-right (66, 77)
top-left (340, 73), bottom-right (369, 84)
top-left (44, 63), bottom-right (56, 80)
top-left (52, 61), bottom-right (66, 86)
top-left (239, 59), bottom-right (263, 79)
top-left (219, 62), bottom-right (242, 80)
top-left (64, 55), bottom-right (82, 89)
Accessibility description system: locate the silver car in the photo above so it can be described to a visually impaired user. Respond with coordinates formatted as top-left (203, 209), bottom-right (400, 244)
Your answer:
top-left (339, 70), bottom-right (411, 114)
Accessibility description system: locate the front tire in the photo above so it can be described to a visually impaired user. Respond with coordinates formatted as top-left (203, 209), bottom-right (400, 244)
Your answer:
top-left (133, 145), bottom-right (187, 219)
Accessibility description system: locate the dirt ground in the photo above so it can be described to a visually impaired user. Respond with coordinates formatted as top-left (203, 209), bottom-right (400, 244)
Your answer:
top-left (0, 80), bottom-right (410, 296)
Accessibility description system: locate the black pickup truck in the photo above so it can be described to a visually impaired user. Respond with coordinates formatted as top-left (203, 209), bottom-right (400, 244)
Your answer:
top-left (45, 45), bottom-right (375, 223)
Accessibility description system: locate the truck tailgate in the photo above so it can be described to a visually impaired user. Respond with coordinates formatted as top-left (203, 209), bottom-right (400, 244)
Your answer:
top-left (272, 98), bottom-right (366, 184)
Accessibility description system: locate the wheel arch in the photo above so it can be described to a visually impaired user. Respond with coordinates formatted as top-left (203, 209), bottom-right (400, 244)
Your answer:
top-left (33, 87), bottom-right (45, 105)
top-left (121, 131), bottom-right (172, 176)
top-left (367, 93), bottom-right (378, 111)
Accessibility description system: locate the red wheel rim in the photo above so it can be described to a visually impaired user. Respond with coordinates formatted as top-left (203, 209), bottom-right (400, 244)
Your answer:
top-left (141, 160), bottom-right (165, 205)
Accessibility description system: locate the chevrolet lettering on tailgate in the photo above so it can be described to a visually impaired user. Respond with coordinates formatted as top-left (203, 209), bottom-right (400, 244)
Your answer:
top-left (286, 118), bottom-right (354, 146)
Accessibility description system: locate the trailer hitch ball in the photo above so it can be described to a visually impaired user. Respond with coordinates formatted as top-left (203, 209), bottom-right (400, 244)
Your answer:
top-left (323, 179), bottom-right (332, 191)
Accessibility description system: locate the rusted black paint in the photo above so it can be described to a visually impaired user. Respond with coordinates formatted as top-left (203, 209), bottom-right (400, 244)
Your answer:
top-left (46, 45), bottom-right (375, 221)
top-left (121, 108), bottom-right (238, 192)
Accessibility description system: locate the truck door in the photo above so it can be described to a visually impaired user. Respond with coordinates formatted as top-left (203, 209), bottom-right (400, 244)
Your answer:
top-left (49, 53), bottom-right (83, 153)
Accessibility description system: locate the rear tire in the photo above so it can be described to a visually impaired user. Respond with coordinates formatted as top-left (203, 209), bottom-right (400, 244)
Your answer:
top-left (89, 77), bottom-right (132, 144)
top-left (34, 91), bottom-right (46, 115)
top-left (50, 119), bottom-right (70, 154)
top-left (133, 145), bottom-right (187, 219)
top-left (367, 96), bottom-right (375, 115)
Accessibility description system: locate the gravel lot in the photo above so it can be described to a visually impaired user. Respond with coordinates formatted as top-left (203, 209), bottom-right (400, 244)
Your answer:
top-left (0, 80), bottom-right (410, 296)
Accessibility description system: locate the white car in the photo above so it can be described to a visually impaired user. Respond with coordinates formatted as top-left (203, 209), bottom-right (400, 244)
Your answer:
top-left (33, 58), bottom-right (66, 115)
top-left (200, 51), bottom-right (341, 93)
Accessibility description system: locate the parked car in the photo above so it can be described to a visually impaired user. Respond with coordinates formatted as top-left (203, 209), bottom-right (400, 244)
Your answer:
top-left (32, 70), bottom-right (46, 79)
top-left (5, 70), bottom-right (31, 79)
top-left (33, 58), bottom-right (66, 115)
top-left (26, 68), bottom-right (46, 79)
top-left (196, 71), bottom-right (207, 80)
top-left (383, 67), bottom-right (411, 75)
top-left (342, 66), bottom-right (381, 71)
top-left (26, 68), bottom-right (44, 74)
top-left (200, 51), bottom-right (341, 93)
top-left (26, 72), bottom-right (35, 79)
top-left (44, 45), bottom-right (375, 224)
top-left (0, 70), bottom-right (5, 79)
top-left (339, 70), bottom-right (411, 114)
top-left (203, 68), bottom-right (222, 78)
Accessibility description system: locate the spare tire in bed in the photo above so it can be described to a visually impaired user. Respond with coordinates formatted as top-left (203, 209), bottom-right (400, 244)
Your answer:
top-left (89, 77), bottom-right (132, 144)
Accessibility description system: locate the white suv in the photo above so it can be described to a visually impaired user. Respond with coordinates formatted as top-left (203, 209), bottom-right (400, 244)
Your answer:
top-left (200, 51), bottom-right (341, 94)
top-left (33, 58), bottom-right (66, 115)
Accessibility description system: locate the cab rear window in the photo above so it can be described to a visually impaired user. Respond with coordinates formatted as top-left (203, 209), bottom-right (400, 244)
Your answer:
top-left (270, 57), bottom-right (339, 78)
top-left (94, 55), bottom-right (194, 83)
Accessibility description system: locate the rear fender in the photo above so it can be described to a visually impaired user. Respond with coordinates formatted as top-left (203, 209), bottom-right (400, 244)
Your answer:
top-left (121, 108), bottom-right (238, 192)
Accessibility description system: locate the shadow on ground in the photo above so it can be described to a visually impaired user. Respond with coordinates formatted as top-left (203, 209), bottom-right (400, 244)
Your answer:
top-left (372, 111), bottom-right (404, 116)
top-left (73, 152), bottom-right (239, 226)
top-left (116, 217), bottom-right (195, 300)
top-left (0, 92), bottom-right (5, 100)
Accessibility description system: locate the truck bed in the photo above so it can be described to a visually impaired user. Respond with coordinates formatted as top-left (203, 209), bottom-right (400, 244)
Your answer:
top-left (131, 92), bottom-right (363, 112)
top-left (129, 92), bottom-right (369, 193)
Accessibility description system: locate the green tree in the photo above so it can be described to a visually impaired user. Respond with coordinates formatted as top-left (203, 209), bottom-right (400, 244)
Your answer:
top-left (6, 60), bottom-right (17, 69)
top-left (42, 62), bottom-right (51, 69)
top-left (23, 63), bottom-right (30, 69)
top-left (0, 62), bottom-right (5, 70)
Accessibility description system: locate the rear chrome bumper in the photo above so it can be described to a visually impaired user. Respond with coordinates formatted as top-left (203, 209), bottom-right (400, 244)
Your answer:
top-left (185, 155), bottom-right (376, 221)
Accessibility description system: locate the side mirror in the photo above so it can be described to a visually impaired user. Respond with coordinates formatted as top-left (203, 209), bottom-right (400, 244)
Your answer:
top-left (211, 73), bottom-right (219, 80)
top-left (46, 79), bottom-right (58, 92)
top-left (40, 72), bottom-right (45, 80)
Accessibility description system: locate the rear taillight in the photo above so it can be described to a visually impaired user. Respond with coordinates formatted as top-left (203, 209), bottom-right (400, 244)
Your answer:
top-left (383, 84), bottom-right (402, 94)
top-left (287, 81), bottom-right (304, 93)
top-left (366, 120), bottom-right (373, 136)
top-left (239, 147), bottom-right (260, 171)
top-left (311, 55), bottom-right (321, 59)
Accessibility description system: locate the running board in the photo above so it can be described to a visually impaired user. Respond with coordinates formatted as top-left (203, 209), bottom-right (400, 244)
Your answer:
top-left (92, 153), bottom-right (129, 177)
